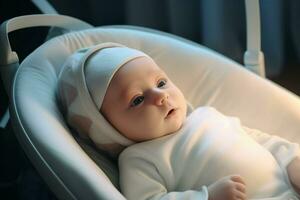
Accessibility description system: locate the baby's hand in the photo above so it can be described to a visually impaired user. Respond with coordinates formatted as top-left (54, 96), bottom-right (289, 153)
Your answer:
top-left (208, 175), bottom-right (247, 200)
top-left (287, 156), bottom-right (300, 194)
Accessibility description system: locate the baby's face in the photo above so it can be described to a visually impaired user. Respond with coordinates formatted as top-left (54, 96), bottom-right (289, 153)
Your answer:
top-left (101, 56), bottom-right (187, 142)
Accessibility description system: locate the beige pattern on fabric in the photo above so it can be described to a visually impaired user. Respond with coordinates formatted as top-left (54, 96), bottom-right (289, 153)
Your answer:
top-left (69, 114), bottom-right (93, 138)
top-left (59, 80), bottom-right (78, 109)
top-left (57, 43), bottom-right (140, 156)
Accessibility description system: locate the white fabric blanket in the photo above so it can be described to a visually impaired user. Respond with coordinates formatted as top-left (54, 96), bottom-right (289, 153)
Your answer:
top-left (119, 107), bottom-right (300, 200)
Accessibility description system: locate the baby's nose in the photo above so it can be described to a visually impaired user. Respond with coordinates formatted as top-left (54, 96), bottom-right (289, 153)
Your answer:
top-left (153, 90), bottom-right (169, 106)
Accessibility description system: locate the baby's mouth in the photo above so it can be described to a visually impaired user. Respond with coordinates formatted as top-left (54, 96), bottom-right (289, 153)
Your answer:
top-left (165, 108), bottom-right (177, 119)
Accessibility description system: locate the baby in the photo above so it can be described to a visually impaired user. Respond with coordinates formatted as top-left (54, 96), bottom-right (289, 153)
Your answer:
top-left (58, 42), bottom-right (300, 200)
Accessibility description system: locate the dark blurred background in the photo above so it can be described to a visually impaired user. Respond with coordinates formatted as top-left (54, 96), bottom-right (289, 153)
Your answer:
top-left (0, 0), bottom-right (300, 199)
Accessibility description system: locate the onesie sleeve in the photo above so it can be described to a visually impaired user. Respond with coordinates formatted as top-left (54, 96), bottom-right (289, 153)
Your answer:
top-left (119, 151), bottom-right (209, 200)
top-left (242, 125), bottom-right (300, 194)
top-left (242, 126), bottom-right (300, 168)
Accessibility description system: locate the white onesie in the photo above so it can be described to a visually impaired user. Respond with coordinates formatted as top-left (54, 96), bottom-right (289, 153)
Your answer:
top-left (119, 107), bottom-right (300, 200)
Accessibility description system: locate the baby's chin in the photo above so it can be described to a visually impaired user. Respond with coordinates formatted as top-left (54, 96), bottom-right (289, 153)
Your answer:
top-left (166, 117), bottom-right (185, 135)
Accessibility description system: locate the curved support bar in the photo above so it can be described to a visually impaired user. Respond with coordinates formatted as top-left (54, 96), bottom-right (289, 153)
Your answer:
top-left (0, 14), bottom-right (93, 94)
top-left (245, 0), bottom-right (261, 51)
top-left (31, 0), bottom-right (58, 14)
top-left (244, 50), bottom-right (265, 77)
top-left (0, 14), bottom-right (93, 66)
top-left (244, 0), bottom-right (265, 77)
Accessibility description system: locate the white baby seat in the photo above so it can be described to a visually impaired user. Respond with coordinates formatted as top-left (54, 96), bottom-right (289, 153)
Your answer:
top-left (1, 13), bottom-right (300, 200)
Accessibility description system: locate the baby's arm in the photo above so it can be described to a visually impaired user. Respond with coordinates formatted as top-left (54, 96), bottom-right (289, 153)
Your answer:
top-left (287, 156), bottom-right (300, 194)
top-left (119, 153), bottom-right (246, 200)
top-left (119, 154), bottom-right (209, 200)
top-left (242, 126), bottom-right (300, 194)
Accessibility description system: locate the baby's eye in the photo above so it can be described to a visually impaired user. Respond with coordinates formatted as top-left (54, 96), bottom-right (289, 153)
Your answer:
top-left (130, 96), bottom-right (144, 107)
top-left (157, 79), bottom-right (167, 88)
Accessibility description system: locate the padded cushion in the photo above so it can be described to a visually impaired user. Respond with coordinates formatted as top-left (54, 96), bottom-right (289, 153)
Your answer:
top-left (13, 26), bottom-right (300, 200)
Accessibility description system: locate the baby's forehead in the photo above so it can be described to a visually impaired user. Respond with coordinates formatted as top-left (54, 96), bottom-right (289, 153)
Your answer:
top-left (113, 57), bottom-right (164, 83)
top-left (107, 57), bottom-right (165, 94)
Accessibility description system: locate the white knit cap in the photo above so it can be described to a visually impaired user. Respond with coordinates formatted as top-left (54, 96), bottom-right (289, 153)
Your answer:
top-left (57, 42), bottom-right (149, 155)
